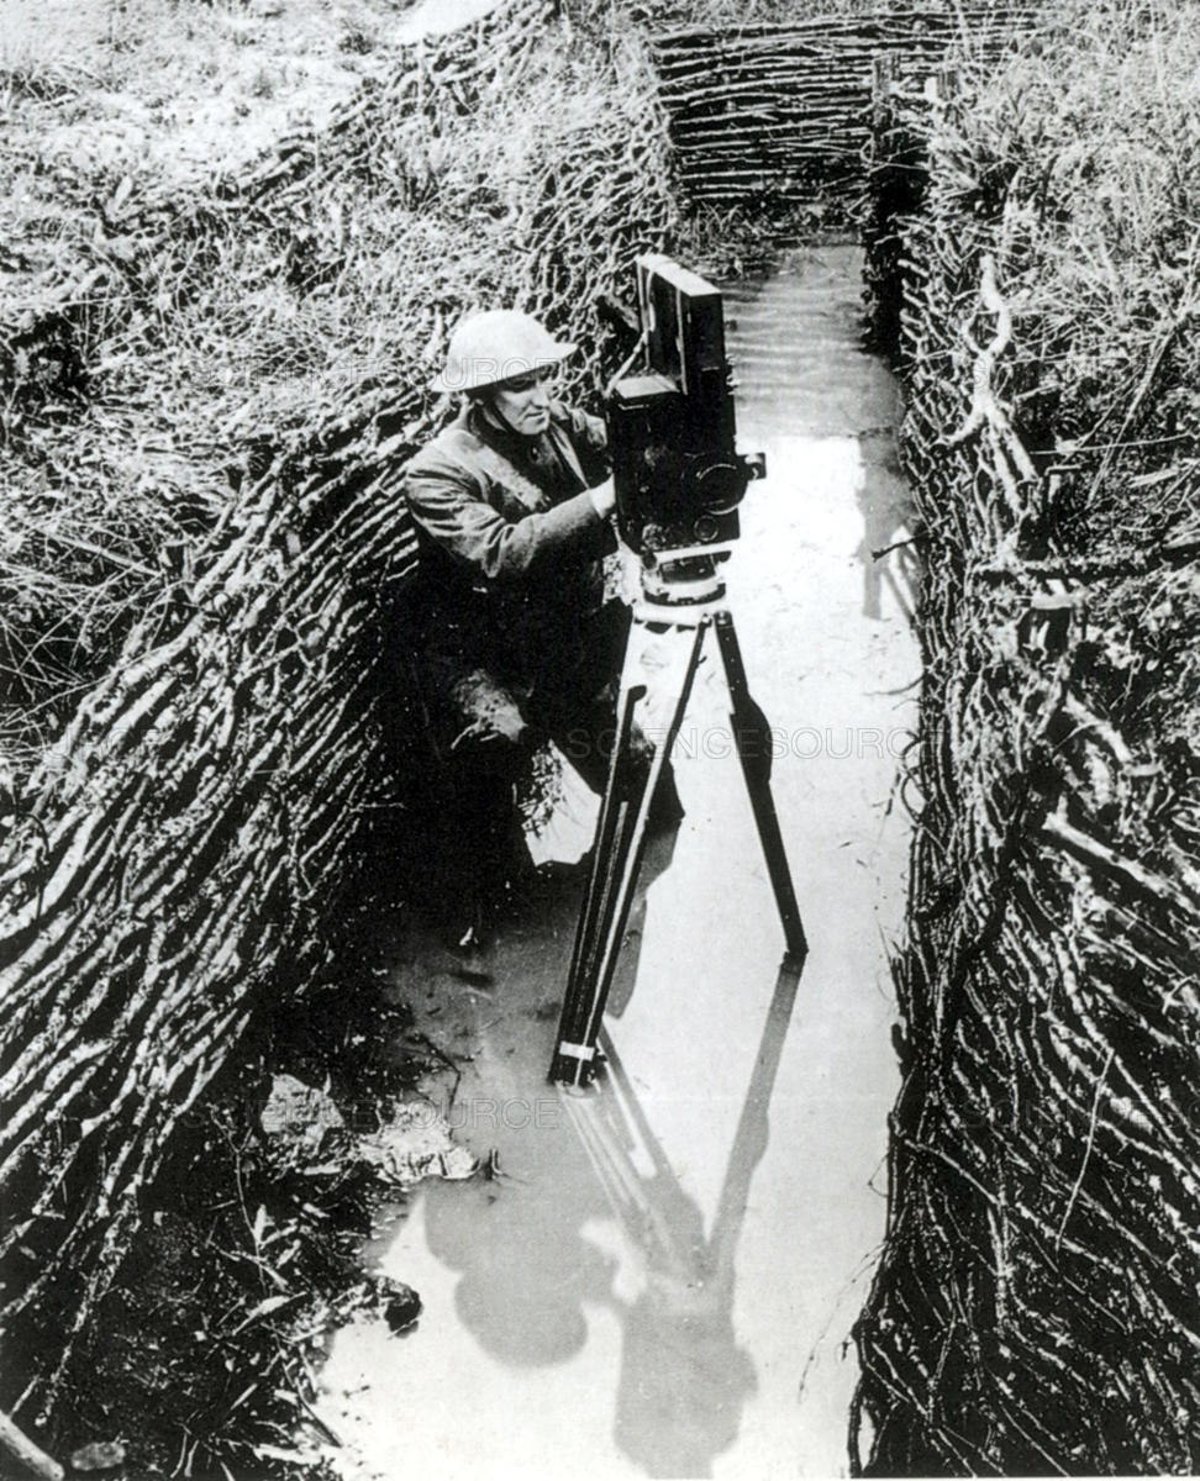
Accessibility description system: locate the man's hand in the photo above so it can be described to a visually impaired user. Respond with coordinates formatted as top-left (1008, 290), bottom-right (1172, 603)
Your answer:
top-left (588, 476), bottom-right (617, 520)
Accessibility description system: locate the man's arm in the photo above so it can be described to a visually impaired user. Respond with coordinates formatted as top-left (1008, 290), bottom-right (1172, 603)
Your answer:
top-left (405, 465), bottom-right (609, 584)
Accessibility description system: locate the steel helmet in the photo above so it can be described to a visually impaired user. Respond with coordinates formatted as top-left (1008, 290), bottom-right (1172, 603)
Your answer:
top-left (432, 309), bottom-right (576, 393)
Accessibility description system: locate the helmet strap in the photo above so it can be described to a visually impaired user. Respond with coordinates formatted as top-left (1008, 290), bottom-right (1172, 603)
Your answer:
top-left (478, 392), bottom-right (528, 441)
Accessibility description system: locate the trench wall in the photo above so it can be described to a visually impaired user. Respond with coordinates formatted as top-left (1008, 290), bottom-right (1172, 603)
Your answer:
top-left (649, 4), bottom-right (1036, 214)
top-left (0, 0), bottom-right (676, 1407)
top-left (853, 27), bottom-right (1200, 1475)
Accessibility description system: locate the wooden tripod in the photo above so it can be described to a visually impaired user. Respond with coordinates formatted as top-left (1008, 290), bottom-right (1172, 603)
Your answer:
top-left (549, 565), bottom-right (808, 1089)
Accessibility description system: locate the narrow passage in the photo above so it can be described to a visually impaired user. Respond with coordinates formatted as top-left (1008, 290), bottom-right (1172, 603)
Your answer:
top-left (319, 244), bottom-right (919, 1480)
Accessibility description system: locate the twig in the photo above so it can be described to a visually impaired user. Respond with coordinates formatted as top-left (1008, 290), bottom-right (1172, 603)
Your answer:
top-left (1042, 810), bottom-right (1200, 917)
top-left (870, 533), bottom-right (930, 560)
top-left (0, 1411), bottom-right (64, 1481)
top-left (976, 538), bottom-right (1200, 585)
top-left (1056, 1046), bottom-right (1115, 1251)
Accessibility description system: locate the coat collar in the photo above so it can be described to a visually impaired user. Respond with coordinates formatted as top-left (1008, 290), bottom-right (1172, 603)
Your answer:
top-left (461, 398), bottom-right (588, 496)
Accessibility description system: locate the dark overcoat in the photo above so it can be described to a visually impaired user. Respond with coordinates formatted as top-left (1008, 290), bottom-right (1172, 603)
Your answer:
top-left (402, 398), bottom-right (619, 745)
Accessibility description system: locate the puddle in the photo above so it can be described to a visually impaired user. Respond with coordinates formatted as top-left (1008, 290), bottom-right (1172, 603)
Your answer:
top-left (317, 245), bottom-right (919, 1479)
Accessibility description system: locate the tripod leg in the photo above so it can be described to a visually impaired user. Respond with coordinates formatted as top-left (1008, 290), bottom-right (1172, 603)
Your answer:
top-left (712, 610), bottom-right (808, 966)
top-left (561, 671), bottom-right (644, 1005)
top-left (551, 619), bottom-right (706, 1087)
top-left (554, 652), bottom-right (654, 1086)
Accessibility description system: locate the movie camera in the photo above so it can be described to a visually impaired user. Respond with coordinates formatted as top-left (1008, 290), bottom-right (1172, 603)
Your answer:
top-left (606, 255), bottom-right (765, 572)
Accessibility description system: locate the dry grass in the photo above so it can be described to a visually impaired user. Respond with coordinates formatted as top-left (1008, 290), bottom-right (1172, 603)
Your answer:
top-left (0, 0), bottom-right (425, 770)
top-left (856, 3), bottom-right (1200, 1470)
top-left (0, 0), bottom-right (675, 776)
top-left (951, 0), bottom-right (1200, 531)
top-left (0, 0), bottom-right (410, 141)
top-left (951, 0), bottom-right (1200, 761)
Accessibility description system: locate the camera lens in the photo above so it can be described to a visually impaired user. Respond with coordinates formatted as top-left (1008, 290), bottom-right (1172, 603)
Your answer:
top-left (690, 459), bottom-right (745, 515)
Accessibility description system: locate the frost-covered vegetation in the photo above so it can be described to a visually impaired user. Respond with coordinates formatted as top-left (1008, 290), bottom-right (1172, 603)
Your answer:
top-left (856, 0), bottom-right (1200, 1471)
top-left (0, 0), bottom-right (675, 777)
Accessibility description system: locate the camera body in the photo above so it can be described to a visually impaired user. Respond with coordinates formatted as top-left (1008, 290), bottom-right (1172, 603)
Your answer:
top-left (607, 255), bottom-right (764, 562)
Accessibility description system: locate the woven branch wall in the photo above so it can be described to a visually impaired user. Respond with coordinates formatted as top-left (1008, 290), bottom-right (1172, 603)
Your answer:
top-left (649, 5), bottom-right (1036, 211)
top-left (852, 38), bottom-right (1200, 1475)
top-left (0, 0), bottom-right (677, 1408)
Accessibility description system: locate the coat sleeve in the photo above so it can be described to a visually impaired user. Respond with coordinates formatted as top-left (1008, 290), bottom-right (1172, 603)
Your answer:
top-left (404, 461), bottom-right (607, 585)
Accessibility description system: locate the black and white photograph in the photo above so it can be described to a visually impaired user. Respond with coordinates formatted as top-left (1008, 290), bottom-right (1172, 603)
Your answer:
top-left (0, 0), bottom-right (1196, 1477)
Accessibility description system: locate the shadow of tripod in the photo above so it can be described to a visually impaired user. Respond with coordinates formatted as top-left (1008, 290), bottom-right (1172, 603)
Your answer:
top-left (563, 956), bottom-right (805, 1477)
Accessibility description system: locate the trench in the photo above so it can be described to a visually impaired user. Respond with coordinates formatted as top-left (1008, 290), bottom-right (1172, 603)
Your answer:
top-left (315, 243), bottom-right (919, 1478)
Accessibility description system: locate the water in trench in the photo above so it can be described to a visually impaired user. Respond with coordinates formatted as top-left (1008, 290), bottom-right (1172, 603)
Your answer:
top-left (317, 244), bottom-right (919, 1479)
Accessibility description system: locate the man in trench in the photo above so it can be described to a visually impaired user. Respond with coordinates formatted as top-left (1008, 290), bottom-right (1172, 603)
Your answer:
top-left (401, 308), bottom-right (680, 946)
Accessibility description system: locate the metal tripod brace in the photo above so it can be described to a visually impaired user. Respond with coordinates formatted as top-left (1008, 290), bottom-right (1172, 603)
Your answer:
top-left (549, 567), bottom-right (808, 1089)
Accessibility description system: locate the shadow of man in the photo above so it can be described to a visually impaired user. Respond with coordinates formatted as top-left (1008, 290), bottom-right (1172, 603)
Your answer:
top-left (416, 835), bottom-right (681, 1370)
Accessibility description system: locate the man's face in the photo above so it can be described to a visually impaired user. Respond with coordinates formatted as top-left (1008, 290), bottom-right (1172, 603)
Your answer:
top-left (486, 368), bottom-right (553, 439)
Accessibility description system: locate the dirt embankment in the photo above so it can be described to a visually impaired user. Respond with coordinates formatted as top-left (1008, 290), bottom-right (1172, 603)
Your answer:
top-left (1, 0), bottom-right (678, 1471)
top-left (855, 0), bottom-right (1200, 1471)
top-left (1, 0), bottom-right (421, 769)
